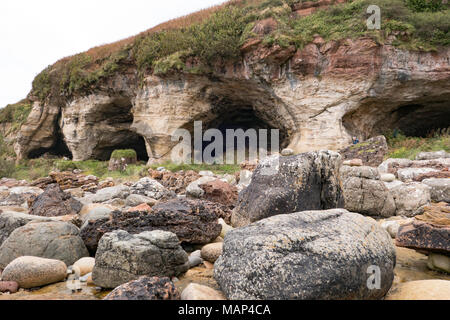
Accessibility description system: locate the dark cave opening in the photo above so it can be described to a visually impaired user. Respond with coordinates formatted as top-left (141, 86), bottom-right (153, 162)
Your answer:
top-left (94, 134), bottom-right (149, 162)
top-left (181, 103), bottom-right (289, 163)
top-left (343, 99), bottom-right (450, 140)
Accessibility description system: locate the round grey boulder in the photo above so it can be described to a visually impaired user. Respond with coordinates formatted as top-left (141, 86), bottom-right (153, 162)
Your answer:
top-left (0, 221), bottom-right (89, 269)
top-left (214, 209), bottom-right (396, 300)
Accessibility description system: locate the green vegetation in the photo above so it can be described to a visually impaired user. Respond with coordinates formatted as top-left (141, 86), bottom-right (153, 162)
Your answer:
top-left (0, 100), bottom-right (32, 134)
top-left (386, 128), bottom-right (450, 159)
top-left (0, 135), bottom-right (15, 179)
top-left (22, 0), bottom-right (450, 100)
top-left (110, 149), bottom-right (138, 160)
top-left (148, 161), bottom-right (241, 174)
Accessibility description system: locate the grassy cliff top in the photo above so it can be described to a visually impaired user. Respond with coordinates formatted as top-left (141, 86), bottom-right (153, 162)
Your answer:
top-left (26, 0), bottom-right (449, 101)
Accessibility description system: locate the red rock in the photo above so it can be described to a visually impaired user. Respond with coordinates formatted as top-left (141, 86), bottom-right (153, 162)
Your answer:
top-left (0, 281), bottom-right (19, 293)
top-left (127, 203), bottom-right (152, 213)
top-left (413, 168), bottom-right (450, 182)
top-left (199, 179), bottom-right (238, 208)
top-left (104, 276), bottom-right (180, 300)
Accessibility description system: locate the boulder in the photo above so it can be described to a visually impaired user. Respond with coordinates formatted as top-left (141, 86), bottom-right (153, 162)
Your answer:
top-left (0, 186), bottom-right (43, 207)
top-left (73, 257), bottom-right (95, 276)
top-left (201, 243), bottom-right (223, 264)
top-left (188, 250), bottom-right (203, 268)
top-left (396, 203), bottom-right (449, 254)
top-left (397, 168), bottom-right (439, 182)
top-left (0, 178), bottom-right (28, 188)
top-left (378, 158), bottom-right (450, 176)
top-left (386, 280), bottom-right (450, 300)
top-left (1, 256), bottom-right (67, 289)
top-left (125, 194), bottom-right (157, 207)
top-left (231, 151), bottom-right (344, 227)
top-left (186, 176), bottom-right (216, 198)
top-left (391, 183), bottom-right (431, 217)
top-left (92, 230), bottom-right (189, 288)
top-left (104, 276), bottom-right (180, 300)
top-left (422, 178), bottom-right (450, 202)
top-left (83, 185), bottom-right (130, 203)
top-left (29, 184), bottom-right (82, 217)
top-left (80, 199), bottom-right (223, 254)
top-left (413, 168), bottom-right (450, 182)
top-left (0, 281), bottom-right (19, 293)
top-left (0, 221), bottom-right (89, 269)
top-left (340, 166), bottom-right (396, 217)
top-left (129, 178), bottom-right (174, 200)
top-left (215, 209), bottom-right (396, 300)
top-left (339, 136), bottom-right (388, 167)
top-left (198, 179), bottom-right (238, 207)
top-left (0, 211), bottom-right (53, 246)
top-left (416, 150), bottom-right (450, 160)
top-left (181, 283), bottom-right (226, 300)
top-left (80, 205), bottom-right (113, 224)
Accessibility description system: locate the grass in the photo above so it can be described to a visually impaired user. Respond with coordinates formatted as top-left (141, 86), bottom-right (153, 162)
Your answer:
top-left (148, 161), bottom-right (241, 174)
top-left (110, 149), bottom-right (137, 160)
top-left (27, 0), bottom-right (449, 101)
top-left (0, 100), bottom-right (32, 134)
top-left (386, 128), bottom-right (450, 159)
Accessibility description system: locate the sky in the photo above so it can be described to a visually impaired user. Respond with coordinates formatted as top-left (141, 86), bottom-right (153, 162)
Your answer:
top-left (0, 0), bottom-right (226, 109)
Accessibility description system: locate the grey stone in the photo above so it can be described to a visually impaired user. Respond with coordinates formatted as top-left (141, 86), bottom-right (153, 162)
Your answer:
top-left (85, 185), bottom-right (130, 203)
top-left (0, 221), bottom-right (89, 269)
top-left (340, 166), bottom-right (396, 217)
top-left (391, 182), bottom-right (431, 217)
top-left (186, 176), bottom-right (216, 198)
top-left (416, 150), bottom-right (450, 160)
top-left (125, 194), bottom-right (157, 207)
top-left (215, 209), bottom-right (396, 300)
top-left (422, 178), bottom-right (450, 203)
top-left (0, 211), bottom-right (53, 246)
top-left (92, 230), bottom-right (189, 288)
top-left (129, 178), bottom-right (173, 200)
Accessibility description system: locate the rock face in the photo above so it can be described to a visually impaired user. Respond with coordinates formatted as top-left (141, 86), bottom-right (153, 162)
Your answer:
top-left (215, 209), bottom-right (396, 300)
top-left (14, 37), bottom-right (450, 165)
top-left (1, 256), bottom-right (67, 289)
top-left (339, 136), bottom-right (388, 167)
top-left (104, 276), bottom-right (180, 300)
top-left (340, 165), bottom-right (396, 217)
top-left (29, 184), bottom-right (82, 217)
top-left (0, 221), bottom-right (89, 269)
top-left (92, 230), bottom-right (189, 288)
top-left (231, 151), bottom-right (344, 227)
top-left (80, 199), bottom-right (223, 254)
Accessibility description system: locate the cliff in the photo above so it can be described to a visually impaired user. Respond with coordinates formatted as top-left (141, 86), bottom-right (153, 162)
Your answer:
top-left (6, 0), bottom-right (450, 162)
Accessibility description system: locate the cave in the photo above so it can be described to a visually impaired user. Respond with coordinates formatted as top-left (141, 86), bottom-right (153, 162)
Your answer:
top-left (82, 97), bottom-right (149, 162)
top-left (178, 96), bottom-right (290, 164)
top-left (343, 96), bottom-right (450, 140)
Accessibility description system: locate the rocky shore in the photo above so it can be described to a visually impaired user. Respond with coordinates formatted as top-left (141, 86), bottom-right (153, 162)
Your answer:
top-left (0, 144), bottom-right (449, 300)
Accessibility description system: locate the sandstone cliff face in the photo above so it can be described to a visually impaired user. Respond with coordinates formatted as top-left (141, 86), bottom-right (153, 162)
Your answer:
top-left (13, 38), bottom-right (450, 162)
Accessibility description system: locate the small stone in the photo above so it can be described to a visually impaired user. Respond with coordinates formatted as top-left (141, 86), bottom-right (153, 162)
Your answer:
top-left (201, 243), bottom-right (223, 263)
top-left (73, 257), bottom-right (95, 276)
top-left (199, 171), bottom-right (214, 177)
top-left (181, 283), bottom-right (226, 300)
top-left (127, 203), bottom-right (152, 213)
top-left (281, 148), bottom-right (294, 156)
top-left (218, 218), bottom-right (233, 238)
top-left (427, 253), bottom-right (450, 274)
top-left (380, 173), bottom-right (396, 182)
top-left (343, 159), bottom-right (363, 167)
top-left (188, 250), bottom-right (203, 268)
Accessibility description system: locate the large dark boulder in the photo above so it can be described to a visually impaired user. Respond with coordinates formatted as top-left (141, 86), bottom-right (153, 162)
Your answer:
top-left (30, 184), bottom-right (82, 217)
top-left (92, 230), bottom-right (189, 288)
top-left (80, 198), bottom-right (223, 254)
top-left (231, 151), bottom-right (344, 227)
top-left (215, 209), bottom-right (396, 300)
top-left (103, 276), bottom-right (180, 300)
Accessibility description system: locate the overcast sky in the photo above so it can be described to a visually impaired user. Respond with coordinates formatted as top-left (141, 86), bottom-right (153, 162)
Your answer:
top-left (0, 0), bottom-right (225, 109)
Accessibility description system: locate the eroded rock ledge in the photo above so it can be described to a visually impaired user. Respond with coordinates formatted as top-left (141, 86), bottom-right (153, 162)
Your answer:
top-left (14, 39), bottom-right (450, 162)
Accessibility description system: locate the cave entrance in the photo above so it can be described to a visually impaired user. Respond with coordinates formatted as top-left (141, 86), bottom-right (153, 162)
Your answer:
top-left (94, 134), bottom-right (149, 162)
top-left (181, 101), bottom-right (289, 164)
top-left (343, 97), bottom-right (450, 140)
